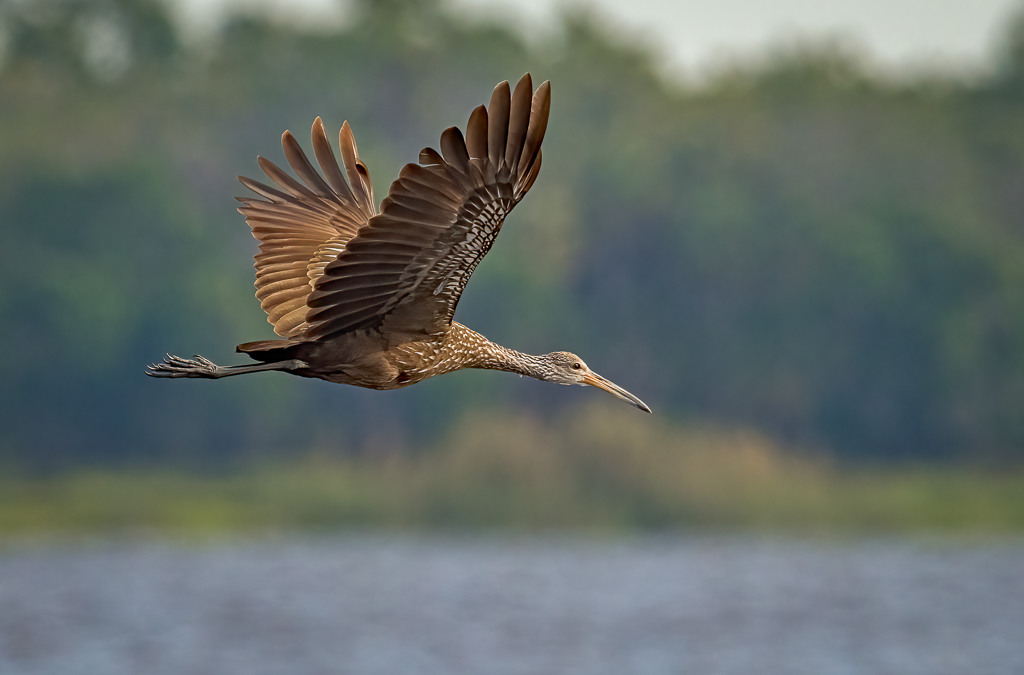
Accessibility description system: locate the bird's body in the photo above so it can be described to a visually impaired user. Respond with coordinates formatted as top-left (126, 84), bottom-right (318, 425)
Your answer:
top-left (234, 321), bottom-right (527, 390)
top-left (148, 75), bottom-right (650, 413)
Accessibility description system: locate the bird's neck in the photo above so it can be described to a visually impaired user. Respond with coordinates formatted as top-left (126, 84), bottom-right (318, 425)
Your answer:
top-left (450, 323), bottom-right (548, 379)
top-left (476, 344), bottom-right (549, 379)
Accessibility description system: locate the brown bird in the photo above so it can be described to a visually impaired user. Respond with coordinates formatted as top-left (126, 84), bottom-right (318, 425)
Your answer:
top-left (147, 74), bottom-right (650, 413)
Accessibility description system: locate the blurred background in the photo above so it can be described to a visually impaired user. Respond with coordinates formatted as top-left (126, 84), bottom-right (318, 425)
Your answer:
top-left (1, 0), bottom-right (1023, 673)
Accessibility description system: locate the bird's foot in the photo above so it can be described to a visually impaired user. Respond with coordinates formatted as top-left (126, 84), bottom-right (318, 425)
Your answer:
top-left (146, 354), bottom-right (220, 378)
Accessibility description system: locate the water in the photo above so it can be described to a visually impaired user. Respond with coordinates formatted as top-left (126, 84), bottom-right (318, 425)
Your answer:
top-left (1, 536), bottom-right (1021, 675)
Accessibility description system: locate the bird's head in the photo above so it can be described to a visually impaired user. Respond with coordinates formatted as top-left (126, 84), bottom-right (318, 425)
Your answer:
top-left (540, 351), bottom-right (651, 413)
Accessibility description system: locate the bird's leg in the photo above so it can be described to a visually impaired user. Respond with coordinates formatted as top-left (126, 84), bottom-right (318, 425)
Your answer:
top-left (146, 354), bottom-right (307, 379)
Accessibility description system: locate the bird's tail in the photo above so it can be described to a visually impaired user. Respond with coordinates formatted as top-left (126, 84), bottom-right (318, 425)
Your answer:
top-left (236, 339), bottom-right (303, 362)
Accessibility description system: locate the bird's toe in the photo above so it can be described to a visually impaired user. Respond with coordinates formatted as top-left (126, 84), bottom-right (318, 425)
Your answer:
top-left (145, 354), bottom-right (216, 378)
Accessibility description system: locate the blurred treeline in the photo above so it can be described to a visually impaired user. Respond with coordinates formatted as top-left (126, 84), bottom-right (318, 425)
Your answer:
top-left (2, 0), bottom-right (1024, 471)
top-left (4, 404), bottom-right (1024, 534)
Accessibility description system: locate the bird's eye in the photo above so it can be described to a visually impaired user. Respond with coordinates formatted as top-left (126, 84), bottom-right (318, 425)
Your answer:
top-left (572, 363), bottom-right (581, 370)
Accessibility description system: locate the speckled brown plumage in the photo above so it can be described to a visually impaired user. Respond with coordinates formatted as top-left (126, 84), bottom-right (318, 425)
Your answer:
top-left (147, 75), bottom-right (650, 413)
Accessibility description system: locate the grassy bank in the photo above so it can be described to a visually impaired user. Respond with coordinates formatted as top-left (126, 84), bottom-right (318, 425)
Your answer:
top-left (2, 406), bottom-right (1022, 536)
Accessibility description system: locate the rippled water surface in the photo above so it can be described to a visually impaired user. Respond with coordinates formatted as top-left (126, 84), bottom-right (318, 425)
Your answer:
top-left (1, 536), bottom-right (1022, 675)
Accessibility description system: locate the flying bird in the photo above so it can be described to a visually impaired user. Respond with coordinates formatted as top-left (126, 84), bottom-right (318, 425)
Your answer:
top-left (147, 74), bottom-right (650, 413)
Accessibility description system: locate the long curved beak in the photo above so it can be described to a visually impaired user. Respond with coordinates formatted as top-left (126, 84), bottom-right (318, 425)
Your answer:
top-left (582, 372), bottom-right (652, 413)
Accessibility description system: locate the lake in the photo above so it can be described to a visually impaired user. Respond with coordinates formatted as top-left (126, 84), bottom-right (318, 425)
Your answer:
top-left (1, 535), bottom-right (1021, 675)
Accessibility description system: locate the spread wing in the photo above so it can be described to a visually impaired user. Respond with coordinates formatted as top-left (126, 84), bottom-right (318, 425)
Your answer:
top-left (304, 74), bottom-right (550, 340)
top-left (237, 118), bottom-right (377, 337)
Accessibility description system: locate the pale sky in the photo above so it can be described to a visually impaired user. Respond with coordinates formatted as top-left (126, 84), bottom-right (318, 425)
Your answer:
top-left (173, 0), bottom-right (1023, 78)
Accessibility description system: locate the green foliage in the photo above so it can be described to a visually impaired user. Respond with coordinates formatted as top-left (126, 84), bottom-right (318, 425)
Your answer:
top-left (1, 0), bottom-right (1023, 467)
top-left (2, 405), bottom-right (1023, 535)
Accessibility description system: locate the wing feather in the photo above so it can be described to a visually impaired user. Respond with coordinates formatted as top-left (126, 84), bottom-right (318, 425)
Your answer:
top-left (238, 119), bottom-right (378, 337)
top-left (419, 147), bottom-right (445, 167)
top-left (311, 118), bottom-right (356, 203)
top-left (487, 81), bottom-right (511, 170)
top-left (466, 105), bottom-right (488, 159)
top-left (519, 81), bottom-right (550, 173)
top-left (440, 127), bottom-right (471, 172)
top-left (305, 74), bottom-right (550, 340)
top-left (505, 73), bottom-right (533, 175)
top-left (282, 130), bottom-right (335, 198)
top-left (339, 122), bottom-right (374, 209)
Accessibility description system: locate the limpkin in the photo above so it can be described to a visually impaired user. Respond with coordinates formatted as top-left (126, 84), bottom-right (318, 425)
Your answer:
top-left (147, 74), bottom-right (650, 413)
